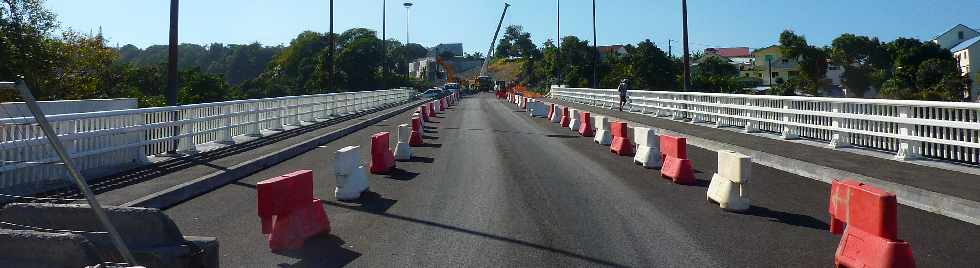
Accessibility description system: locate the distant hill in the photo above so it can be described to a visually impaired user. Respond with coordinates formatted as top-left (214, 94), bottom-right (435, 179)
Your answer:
top-left (116, 43), bottom-right (283, 85)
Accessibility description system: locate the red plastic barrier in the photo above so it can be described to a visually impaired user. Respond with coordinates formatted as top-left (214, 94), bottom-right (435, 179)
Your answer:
top-left (418, 106), bottom-right (429, 122)
top-left (661, 156), bottom-right (695, 184)
top-left (829, 180), bottom-right (915, 268)
top-left (440, 98), bottom-right (447, 110)
top-left (410, 117), bottom-right (424, 146)
top-left (370, 132), bottom-right (396, 174)
top-left (267, 199), bottom-right (331, 251)
top-left (256, 170), bottom-right (330, 251)
top-left (548, 103), bottom-right (555, 119)
top-left (610, 122), bottom-right (634, 156)
top-left (257, 170), bottom-right (314, 234)
top-left (659, 135), bottom-right (688, 162)
top-left (578, 111), bottom-right (594, 137)
top-left (560, 107), bottom-right (571, 127)
top-left (427, 102), bottom-right (436, 117)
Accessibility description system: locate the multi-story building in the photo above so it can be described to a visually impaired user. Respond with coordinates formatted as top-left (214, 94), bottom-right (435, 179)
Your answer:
top-left (746, 45), bottom-right (800, 86)
top-left (931, 24), bottom-right (980, 101)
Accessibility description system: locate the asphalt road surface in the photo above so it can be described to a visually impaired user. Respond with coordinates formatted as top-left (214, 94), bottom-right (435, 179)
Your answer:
top-left (164, 93), bottom-right (979, 267)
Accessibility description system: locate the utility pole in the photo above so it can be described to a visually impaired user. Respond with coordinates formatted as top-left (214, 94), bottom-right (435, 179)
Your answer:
top-left (329, 0), bottom-right (335, 92)
top-left (681, 0), bottom-right (691, 91)
top-left (556, 0), bottom-right (561, 85)
top-left (382, 0), bottom-right (386, 88)
top-left (404, 2), bottom-right (413, 80)
top-left (166, 0), bottom-right (179, 153)
top-left (591, 0), bottom-right (598, 89)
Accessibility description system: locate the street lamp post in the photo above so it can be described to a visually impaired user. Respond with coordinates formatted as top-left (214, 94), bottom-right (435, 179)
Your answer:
top-left (404, 2), bottom-right (413, 80)
top-left (681, 0), bottom-right (691, 91)
top-left (591, 0), bottom-right (598, 89)
top-left (382, 0), bottom-right (386, 88)
top-left (556, 0), bottom-right (561, 85)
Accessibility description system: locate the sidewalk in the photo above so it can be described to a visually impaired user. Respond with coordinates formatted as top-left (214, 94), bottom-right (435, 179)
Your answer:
top-left (547, 97), bottom-right (980, 224)
top-left (42, 99), bottom-right (423, 206)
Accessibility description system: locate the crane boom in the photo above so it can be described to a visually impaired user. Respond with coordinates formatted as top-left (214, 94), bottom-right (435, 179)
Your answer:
top-left (480, 3), bottom-right (511, 77)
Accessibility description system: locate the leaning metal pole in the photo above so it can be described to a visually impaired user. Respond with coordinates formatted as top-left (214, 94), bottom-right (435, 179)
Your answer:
top-left (6, 81), bottom-right (138, 265)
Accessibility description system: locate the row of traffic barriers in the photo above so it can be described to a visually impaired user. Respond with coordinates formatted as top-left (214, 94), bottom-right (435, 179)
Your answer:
top-left (253, 92), bottom-right (460, 252)
top-left (510, 97), bottom-right (916, 268)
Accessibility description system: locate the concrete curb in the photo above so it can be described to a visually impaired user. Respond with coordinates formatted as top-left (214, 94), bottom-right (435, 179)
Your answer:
top-left (544, 100), bottom-right (980, 226)
top-left (123, 99), bottom-right (428, 209)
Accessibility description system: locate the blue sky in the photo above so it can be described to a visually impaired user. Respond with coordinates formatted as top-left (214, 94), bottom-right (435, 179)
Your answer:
top-left (46, 0), bottom-right (980, 55)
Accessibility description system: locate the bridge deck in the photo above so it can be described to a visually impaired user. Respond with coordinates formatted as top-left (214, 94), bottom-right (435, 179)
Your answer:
top-left (549, 98), bottom-right (980, 204)
top-left (158, 94), bottom-right (977, 267)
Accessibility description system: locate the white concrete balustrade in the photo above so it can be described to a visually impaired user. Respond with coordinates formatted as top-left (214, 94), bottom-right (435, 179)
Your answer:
top-left (551, 86), bottom-right (980, 166)
top-left (0, 89), bottom-right (413, 192)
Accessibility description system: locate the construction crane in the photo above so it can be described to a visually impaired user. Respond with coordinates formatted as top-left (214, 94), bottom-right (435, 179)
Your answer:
top-left (473, 2), bottom-right (510, 92)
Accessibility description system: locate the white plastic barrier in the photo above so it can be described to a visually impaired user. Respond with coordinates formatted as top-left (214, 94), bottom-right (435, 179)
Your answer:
top-left (593, 116), bottom-right (612, 145)
top-left (334, 145), bottom-right (369, 201)
top-left (394, 124), bottom-right (412, 160)
top-left (633, 127), bottom-right (661, 168)
top-left (550, 105), bottom-right (562, 123)
top-left (707, 150), bottom-right (752, 211)
top-left (436, 101), bottom-right (444, 112)
top-left (568, 108), bottom-right (581, 131)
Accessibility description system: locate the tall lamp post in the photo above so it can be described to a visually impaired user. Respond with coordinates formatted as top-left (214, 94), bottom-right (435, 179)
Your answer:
top-left (681, 0), bottom-right (691, 91)
top-left (591, 0), bottom-right (598, 89)
top-left (404, 2), bottom-right (413, 80)
top-left (329, 0), bottom-right (335, 92)
top-left (556, 0), bottom-right (561, 85)
top-left (382, 0), bottom-right (386, 88)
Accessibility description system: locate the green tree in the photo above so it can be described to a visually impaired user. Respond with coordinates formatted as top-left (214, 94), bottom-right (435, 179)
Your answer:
top-left (629, 39), bottom-right (678, 90)
top-left (779, 30), bottom-right (830, 95)
top-left (831, 33), bottom-right (889, 97)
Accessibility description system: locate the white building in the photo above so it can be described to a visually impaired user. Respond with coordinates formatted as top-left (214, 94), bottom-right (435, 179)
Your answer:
top-left (932, 24), bottom-right (980, 101)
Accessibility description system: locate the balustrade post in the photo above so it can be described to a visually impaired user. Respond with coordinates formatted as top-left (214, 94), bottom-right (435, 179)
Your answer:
top-left (671, 95), bottom-right (684, 120)
top-left (744, 100), bottom-right (759, 133)
top-left (781, 100), bottom-right (799, 139)
top-left (828, 102), bottom-right (850, 148)
top-left (176, 109), bottom-right (198, 154)
top-left (895, 106), bottom-right (921, 160)
top-left (246, 102), bottom-right (261, 136)
top-left (715, 98), bottom-right (726, 128)
top-left (271, 99), bottom-right (285, 131)
top-left (217, 105), bottom-right (234, 144)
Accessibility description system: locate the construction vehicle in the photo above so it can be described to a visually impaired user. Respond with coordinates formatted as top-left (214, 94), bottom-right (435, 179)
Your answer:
top-left (471, 2), bottom-right (510, 92)
top-left (435, 56), bottom-right (456, 83)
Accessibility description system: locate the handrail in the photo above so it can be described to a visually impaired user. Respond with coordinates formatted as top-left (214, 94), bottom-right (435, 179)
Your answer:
top-left (550, 87), bottom-right (980, 165)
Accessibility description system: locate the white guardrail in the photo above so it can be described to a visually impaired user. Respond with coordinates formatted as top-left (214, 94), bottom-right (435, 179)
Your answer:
top-left (0, 89), bottom-right (414, 191)
top-left (551, 86), bottom-right (980, 166)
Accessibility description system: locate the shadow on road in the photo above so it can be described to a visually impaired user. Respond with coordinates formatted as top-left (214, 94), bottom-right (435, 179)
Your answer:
top-left (422, 125), bottom-right (437, 130)
top-left (385, 168), bottom-right (419, 181)
top-left (421, 135), bottom-right (439, 140)
top-left (324, 191), bottom-right (397, 214)
top-left (414, 143), bottom-right (442, 148)
top-left (275, 234), bottom-right (361, 268)
top-left (736, 205), bottom-right (829, 231)
top-left (321, 199), bottom-right (632, 268)
top-left (423, 129), bottom-right (438, 134)
top-left (546, 134), bottom-right (580, 138)
top-left (404, 156), bottom-right (434, 163)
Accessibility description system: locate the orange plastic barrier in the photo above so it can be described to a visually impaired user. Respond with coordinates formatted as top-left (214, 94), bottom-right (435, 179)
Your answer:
top-left (659, 135), bottom-right (688, 162)
top-left (370, 132), bottom-right (396, 174)
top-left (256, 170), bottom-right (330, 251)
top-left (659, 135), bottom-right (694, 184)
top-left (578, 111), bottom-right (594, 137)
top-left (609, 122), bottom-right (634, 156)
top-left (410, 117), bottom-right (424, 146)
top-left (829, 179), bottom-right (915, 268)
top-left (560, 107), bottom-right (571, 127)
